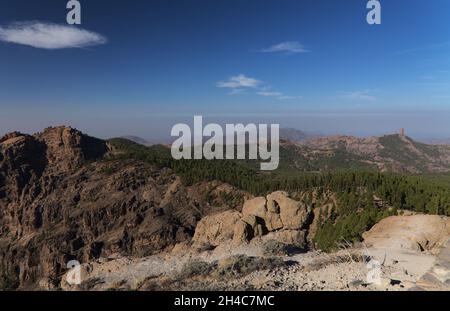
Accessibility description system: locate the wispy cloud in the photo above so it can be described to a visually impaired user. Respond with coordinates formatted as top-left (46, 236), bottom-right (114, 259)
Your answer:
top-left (257, 90), bottom-right (300, 100)
top-left (216, 74), bottom-right (262, 89)
top-left (217, 74), bottom-right (300, 100)
top-left (260, 41), bottom-right (309, 54)
top-left (0, 21), bottom-right (107, 49)
top-left (257, 91), bottom-right (283, 97)
top-left (394, 41), bottom-right (450, 55)
top-left (419, 70), bottom-right (449, 81)
top-left (343, 90), bottom-right (376, 102)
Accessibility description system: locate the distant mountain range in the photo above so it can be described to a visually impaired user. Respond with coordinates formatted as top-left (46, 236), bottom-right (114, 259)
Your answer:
top-left (123, 128), bottom-right (321, 146)
top-left (418, 138), bottom-right (450, 146)
top-left (278, 134), bottom-right (450, 173)
top-left (279, 128), bottom-right (322, 142)
top-left (121, 129), bottom-right (450, 174)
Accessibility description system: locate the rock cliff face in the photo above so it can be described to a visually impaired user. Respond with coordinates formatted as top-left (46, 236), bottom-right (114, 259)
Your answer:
top-left (0, 126), bottom-right (246, 289)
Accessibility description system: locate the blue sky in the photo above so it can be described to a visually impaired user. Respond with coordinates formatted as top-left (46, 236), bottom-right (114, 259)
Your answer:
top-left (1, 0), bottom-right (450, 140)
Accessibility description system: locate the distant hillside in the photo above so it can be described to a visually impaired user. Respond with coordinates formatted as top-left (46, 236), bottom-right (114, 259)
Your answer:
top-left (279, 134), bottom-right (450, 174)
top-left (121, 135), bottom-right (151, 146)
top-left (279, 128), bottom-right (321, 142)
top-left (419, 138), bottom-right (450, 146)
top-left (121, 132), bottom-right (450, 174)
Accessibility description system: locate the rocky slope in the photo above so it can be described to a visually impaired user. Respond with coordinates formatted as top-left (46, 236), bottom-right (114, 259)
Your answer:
top-left (61, 214), bottom-right (450, 291)
top-left (0, 126), bottom-right (248, 289)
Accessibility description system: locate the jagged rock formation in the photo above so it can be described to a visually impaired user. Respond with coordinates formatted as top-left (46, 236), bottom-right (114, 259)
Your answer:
top-left (0, 126), bottom-right (247, 289)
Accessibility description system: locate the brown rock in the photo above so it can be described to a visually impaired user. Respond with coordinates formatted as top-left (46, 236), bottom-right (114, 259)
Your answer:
top-left (363, 215), bottom-right (450, 253)
top-left (232, 220), bottom-right (253, 245)
top-left (241, 215), bottom-right (265, 237)
top-left (265, 230), bottom-right (307, 247)
top-left (242, 196), bottom-right (283, 231)
top-left (37, 126), bottom-right (108, 172)
top-left (192, 210), bottom-right (242, 247)
top-left (242, 197), bottom-right (267, 219)
top-left (267, 191), bottom-right (310, 230)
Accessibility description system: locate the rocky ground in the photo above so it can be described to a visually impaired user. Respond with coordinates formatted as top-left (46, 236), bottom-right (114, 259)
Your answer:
top-left (62, 215), bottom-right (450, 292)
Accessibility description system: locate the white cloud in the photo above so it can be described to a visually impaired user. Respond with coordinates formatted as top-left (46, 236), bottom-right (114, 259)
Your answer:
top-left (257, 90), bottom-right (300, 100)
top-left (0, 21), bottom-right (107, 49)
top-left (217, 74), bottom-right (299, 100)
top-left (216, 74), bottom-right (262, 89)
top-left (343, 91), bottom-right (376, 102)
top-left (257, 91), bottom-right (283, 97)
top-left (260, 41), bottom-right (309, 54)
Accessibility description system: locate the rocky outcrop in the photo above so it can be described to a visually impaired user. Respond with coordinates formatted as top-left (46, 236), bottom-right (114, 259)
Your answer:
top-left (193, 192), bottom-right (312, 248)
top-left (0, 126), bottom-right (247, 289)
top-left (363, 215), bottom-right (450, 253)
top-left (267, 191), bottom-right (310, 230)
top-left (37, 126), bottom-right (108, 172)
top-left (243, 197), bottom-right (282, 231)
top-left (0, 132), bottom-right (47, 203)
top-left (192, 210), bottom-right (242, 247)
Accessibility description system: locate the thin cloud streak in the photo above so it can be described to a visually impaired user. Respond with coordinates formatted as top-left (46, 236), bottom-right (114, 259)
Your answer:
top-left (260, 41), bottom-right (309, 54)
top-left (217, 74), bottom-right (300, 100)
top-left (216, 74), bottom-right (262, 89)
top-left (394, 41), bottom-right (450, 55)
top-left (343, 91), bottom-right (376, 102)
top-left (0, 21), bottom-right (107, 49)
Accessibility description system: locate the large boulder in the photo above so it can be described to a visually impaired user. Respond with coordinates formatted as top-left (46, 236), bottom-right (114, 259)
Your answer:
top-left (193, 191), bottom-right (312, 248)
top-left (242, 197), bottom-right (283, 231)
top-left (267, 191), bottom-right (310, 230)
top-left (363, 215), bottom-right (450, 253)
top-left (264, 230), bottom-right (307, 248)
top-left (192, 210), bottom-right (242, 247)
top-left (241, 215), bottom-right (265, 237)
top-left (232, 220), bottom-right (253, 245)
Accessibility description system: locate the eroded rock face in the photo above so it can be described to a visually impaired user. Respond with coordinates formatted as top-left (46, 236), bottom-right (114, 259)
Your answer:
top-left (264, 230), bottom-right (307, 246)
top-left (267, 191), bottom-right (310, 230)
top-left (37, 126), bottom-right (108, 172)
top-left (242, 197), bottom-right (282, 231)
top-left (192, 210), bottom-right (242, 247)
top-left (0, 132), bottom-right (47, 202)
top-left (0, 127), bottom-right (246, 289)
